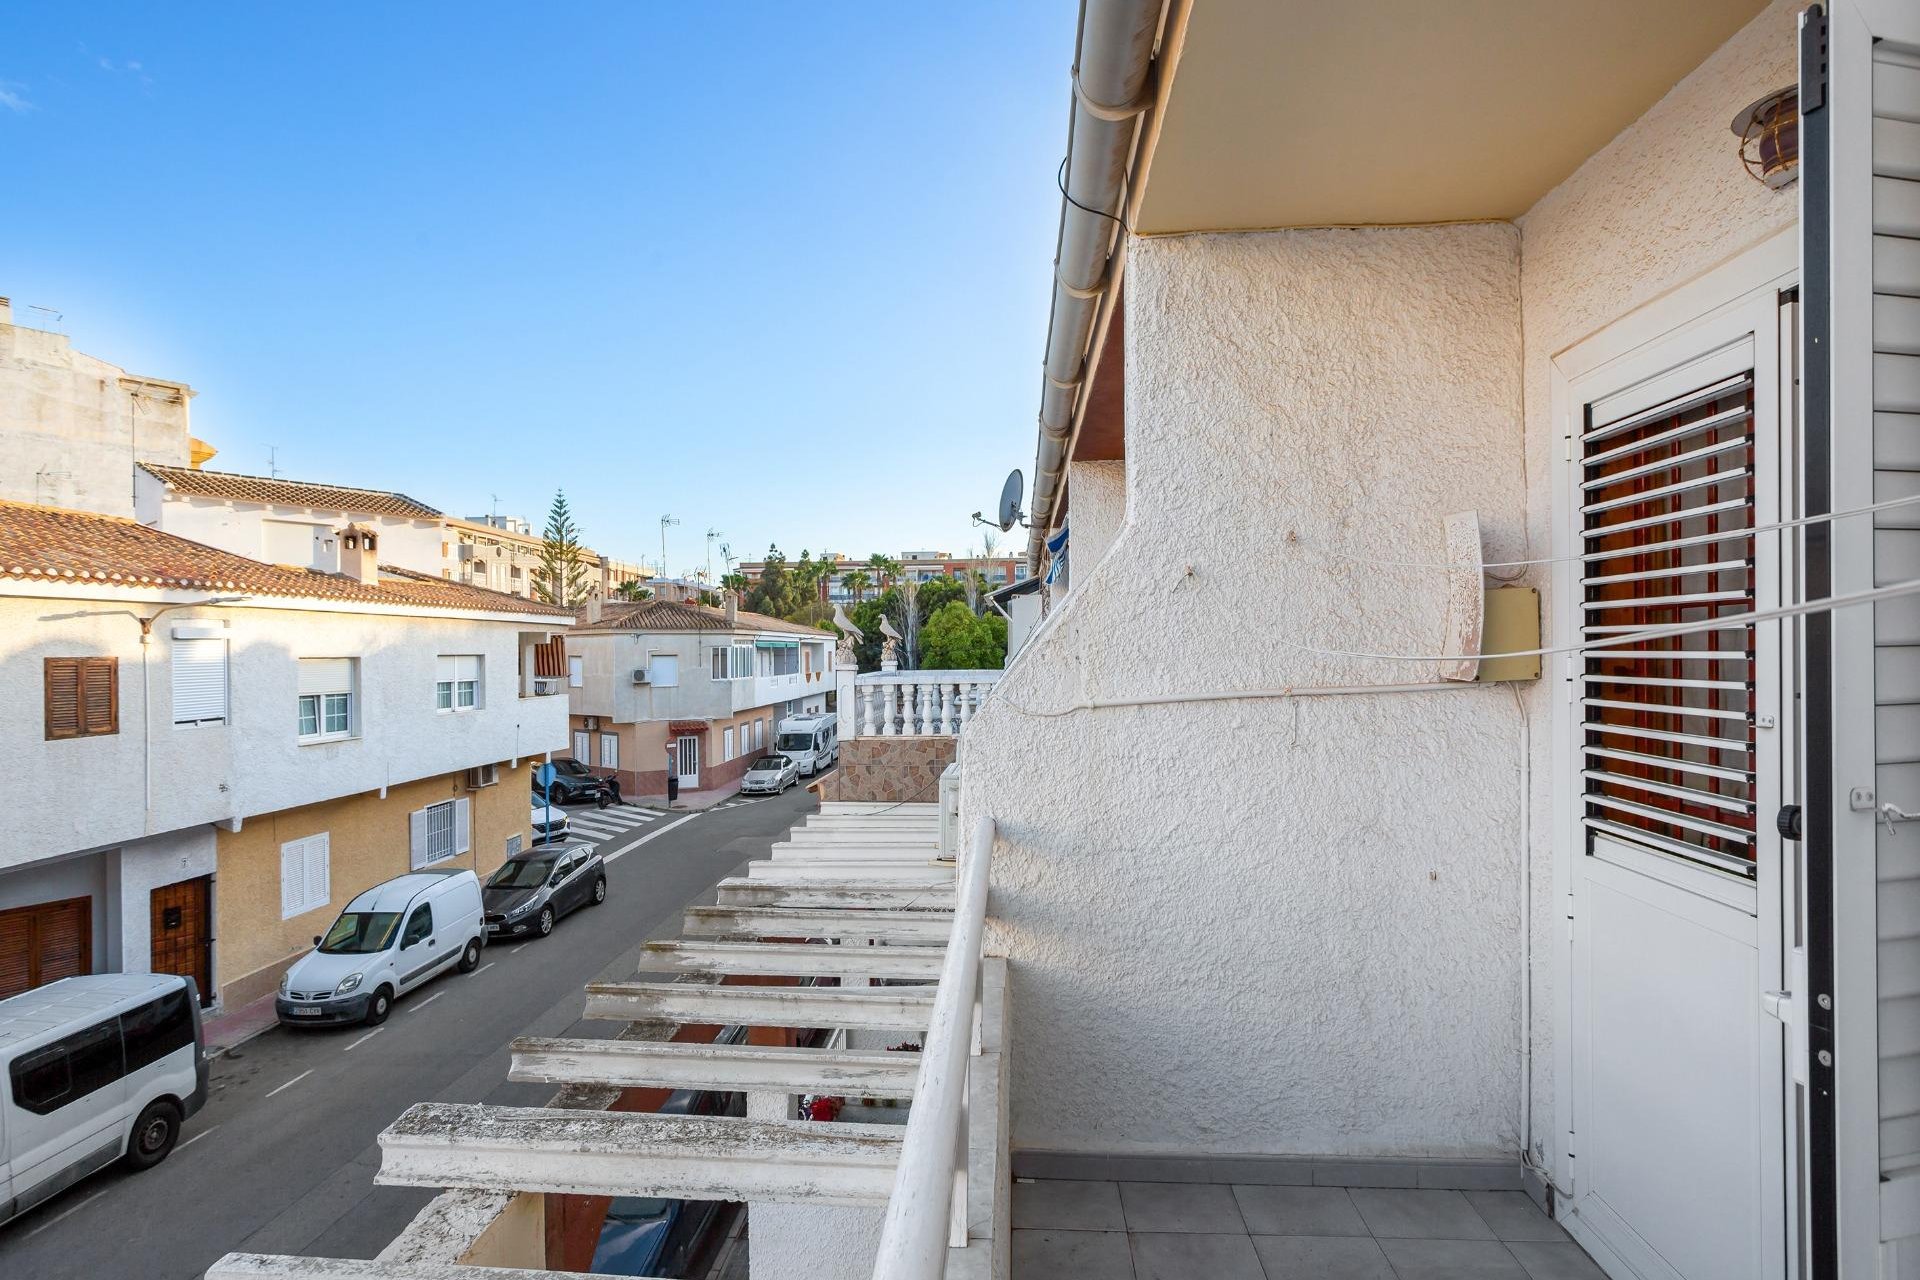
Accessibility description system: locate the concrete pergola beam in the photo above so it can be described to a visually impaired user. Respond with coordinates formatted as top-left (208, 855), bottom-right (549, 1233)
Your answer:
top-left (376, 1102), bottom-right (902, 1207)
top-left (683, 905), bottom-right (953, 944)
top-left (209, 1256), bottom-right (635, 1280)
top-left (639, 940), bottom-right (946, 980)
top-left (582, 980), bottom-right (936, 1031)
top-left (714, 878), bottom-right (957, 909)
top-left (745, 858), bottom-right (953, 883)
top-left (509, 1036), bottom-right (922, 1098)
top-left (770, 843), bottom-right (947, 862)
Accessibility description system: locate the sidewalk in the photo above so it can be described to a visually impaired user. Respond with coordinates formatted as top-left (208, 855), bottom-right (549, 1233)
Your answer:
top-left (202, 990), bottom-right (279, 1059)
top-left (628, 782), bottom-right (742, 811)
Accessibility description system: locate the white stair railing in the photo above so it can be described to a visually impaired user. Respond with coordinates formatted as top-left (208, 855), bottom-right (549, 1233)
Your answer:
top-left (869, 815), bottom-right (993, 1279)
top-left (852, 671), bottom-right (1001, 737)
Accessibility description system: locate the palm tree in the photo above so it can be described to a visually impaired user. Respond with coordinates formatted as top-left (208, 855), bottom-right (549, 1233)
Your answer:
top-left (614, 579), bottom-right (652, 602)
top-left (720, 572), bottom-right (748, 596)
top-left (867, 553), bottom-right (901, 589)
top-left (843, 570), bottom-right (872, 603)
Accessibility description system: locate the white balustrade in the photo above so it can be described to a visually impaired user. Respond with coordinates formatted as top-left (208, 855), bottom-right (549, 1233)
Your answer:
top-left (848, 670), bottom-right (1001, 739)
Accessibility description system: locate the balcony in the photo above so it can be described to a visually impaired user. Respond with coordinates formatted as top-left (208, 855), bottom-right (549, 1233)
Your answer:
top-left (851, 670), bottom-right (1002, 737)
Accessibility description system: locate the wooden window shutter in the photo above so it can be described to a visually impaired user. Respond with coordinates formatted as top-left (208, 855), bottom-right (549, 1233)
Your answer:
top-left (45, 659), bottom-right (80, 739)
top-left (46, 658), bottom-right (120, 739)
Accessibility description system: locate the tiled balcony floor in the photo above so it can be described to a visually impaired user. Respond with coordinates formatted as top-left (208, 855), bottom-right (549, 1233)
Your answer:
top-left (1012, 1179), bottom-right (1607, 1279)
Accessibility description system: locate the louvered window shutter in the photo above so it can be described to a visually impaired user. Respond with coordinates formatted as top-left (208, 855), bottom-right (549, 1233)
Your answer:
top-left (172, 638), bottom-right (229, 724)
top-left (44, 659), bottom-right (81, 739)
top-left (80, 659), bottom-right (117, 735)
top-left (281, 840), bottom-right (303, 918)
top-left (409, 809), bottom-right (429, 868)
top-left (454, 799), bottom-right (471, 856)
top-left (305, 835), bottom-right (330, 911)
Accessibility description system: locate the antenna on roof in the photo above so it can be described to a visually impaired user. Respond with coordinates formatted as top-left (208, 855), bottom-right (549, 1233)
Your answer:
top-left (267, 446), bottom-right (281, 479)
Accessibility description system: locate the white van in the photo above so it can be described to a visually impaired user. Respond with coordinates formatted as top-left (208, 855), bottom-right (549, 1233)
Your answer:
top-left (276, 869), bottom-right (486, 1028)
top-left (1, 973), bottom-right (208, 1224)
top-left (775, 713), bottom-right (839, 776)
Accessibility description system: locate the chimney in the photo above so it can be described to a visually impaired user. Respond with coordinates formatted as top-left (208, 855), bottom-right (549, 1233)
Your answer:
top-left (0, 297), bottom-right (11, 326)
top-left (724, 590), bottom-right (737, 625)
top-left (585, 597), bottom-right (603, 624)
top-left (338, 522), bottom-right (381, 586)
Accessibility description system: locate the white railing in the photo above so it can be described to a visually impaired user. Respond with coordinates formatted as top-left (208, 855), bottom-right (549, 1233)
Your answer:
top-left (853, 670), bottom-right (1001, 736)
top-left (870, 814), bottom-right (992, 1278)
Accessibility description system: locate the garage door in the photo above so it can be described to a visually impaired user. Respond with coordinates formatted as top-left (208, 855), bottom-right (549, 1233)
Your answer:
top-left (0, 896), bottom-right (93, 1000)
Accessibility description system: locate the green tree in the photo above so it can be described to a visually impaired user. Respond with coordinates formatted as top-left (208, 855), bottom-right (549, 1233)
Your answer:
top-left (867, 553), bottom-right (901, 589)
top-left (842, 569), bottom-right (871, 603)
top-left (919, 601), bottom-right (1008, 669)
top-left (914, 576), bottom-right (967, 622)
top-left (533, 491), bottom-right (591, 606)
top-left (720, 572), bottom-right (749, 596)
top-left (614, 580), bottom-right (652, 601)
top-left (746, 545), bottom-right (795, 618)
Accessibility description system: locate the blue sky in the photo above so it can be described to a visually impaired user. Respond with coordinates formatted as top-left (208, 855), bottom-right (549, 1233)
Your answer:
top-left (0, 4), bottom-right (1068, 576)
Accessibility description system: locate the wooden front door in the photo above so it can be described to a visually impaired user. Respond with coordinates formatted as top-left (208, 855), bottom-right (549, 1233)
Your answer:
top-left (150, 875), bottom-right (213, 1006)
top-left (0, 896), bottom-right (93, 1000)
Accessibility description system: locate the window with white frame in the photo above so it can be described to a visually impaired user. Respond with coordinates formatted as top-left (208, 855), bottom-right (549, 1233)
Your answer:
top-left (297, 658), bottom-right (356, 743)
top-left (723, 727), bottom-right (735, 760)
top-left (573, 729), bottom-right (590, 761)
top-left (600, 732), bottom-right (619, 769)
top-left (568, 655), bottom-right (584, 688)
top-left (711, 644), bottom-right (754, 680)
top-left (754, 718), bottom-right (764, 750)
top-left (409, 798), bottom-right (469, 870)
top-left (436, 655), bottom-right (483, 711)
top-left (172, 634), bottom-right (229, 725)
top-left (280, 833), bottom-right (331, 918)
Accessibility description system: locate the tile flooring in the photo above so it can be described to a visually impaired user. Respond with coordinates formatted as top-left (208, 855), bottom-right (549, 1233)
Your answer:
top-left (1013, 1179), bottom-right (1606, 1279)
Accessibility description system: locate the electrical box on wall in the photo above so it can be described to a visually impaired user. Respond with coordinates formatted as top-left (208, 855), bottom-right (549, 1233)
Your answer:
top-left (1477, 587), bottom-right (1542, 682)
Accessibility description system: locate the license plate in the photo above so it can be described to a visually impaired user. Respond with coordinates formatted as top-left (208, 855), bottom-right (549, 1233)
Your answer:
top-left (289, 1006), bottom-right (323, 1017)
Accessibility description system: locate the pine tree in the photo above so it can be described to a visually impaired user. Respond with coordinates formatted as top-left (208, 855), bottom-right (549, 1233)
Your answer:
top-left (534, 491), bottom-right (591, 605)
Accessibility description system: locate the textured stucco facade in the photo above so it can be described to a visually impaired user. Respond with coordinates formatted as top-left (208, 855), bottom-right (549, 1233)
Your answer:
top-left (0, 307), bottom-right (192, 519)
top-left (1067, 459), bottom-right (1126, 582)
top-left (961, 223), bottom-right (1527, 1158)
top-left (1510, 0), bottom-right (1801, 1165)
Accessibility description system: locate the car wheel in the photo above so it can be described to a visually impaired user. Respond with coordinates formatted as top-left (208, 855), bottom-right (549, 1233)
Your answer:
top-left (537, 906), bottom-right (555, 937)
top-left (124, 1099), bottom-right (182, 1170)
top-left (364, 986), bottom-right (393, 1025)
top-left (591, 877), bottom-right (607, 905)
top-left (458, 937), bottom-right (483, 973)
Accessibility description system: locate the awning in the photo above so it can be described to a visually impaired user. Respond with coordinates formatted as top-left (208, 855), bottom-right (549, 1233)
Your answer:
top-left (755, 637), bottom-right (800, 649)
top-left (667, 720), bottom-right (709, 735)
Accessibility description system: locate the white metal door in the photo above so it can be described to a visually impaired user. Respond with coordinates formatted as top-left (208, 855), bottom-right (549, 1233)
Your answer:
top-left (1559, 290), bottom-right (1789, 1280)
top-left (676, 734), bottom-right (700, 787)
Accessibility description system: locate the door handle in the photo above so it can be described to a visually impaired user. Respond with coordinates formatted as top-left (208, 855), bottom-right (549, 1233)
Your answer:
top-left (428, 939), bottom-right (435, 947)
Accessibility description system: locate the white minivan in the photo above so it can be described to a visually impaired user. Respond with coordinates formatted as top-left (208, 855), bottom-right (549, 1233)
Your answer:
top-left (775, 713), bottom-right (839, 776)
top-left (276, 869), bottom-right (486, 1028)
top-left (1, 973), bottom-right (208, 1225)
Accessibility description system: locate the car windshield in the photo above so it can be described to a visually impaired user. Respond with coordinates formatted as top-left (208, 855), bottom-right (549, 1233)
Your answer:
top-left (319, 911), bottom-right (402, 954)
top-left (750, 757), bottom-right (788, 771)
top-left (776, 734), bottom-right (812, 751)
top-left (488, 859), bottom-right (555, 889)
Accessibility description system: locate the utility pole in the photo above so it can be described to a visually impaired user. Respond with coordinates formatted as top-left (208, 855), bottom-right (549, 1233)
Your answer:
top-left (705, 528), bottom-right (725, 588)
top-left (659, 514), bottom-right (680, 579)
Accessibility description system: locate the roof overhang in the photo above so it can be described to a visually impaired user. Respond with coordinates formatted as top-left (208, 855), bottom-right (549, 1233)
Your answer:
top-left (1134, 0), bottom-right (1769, 235)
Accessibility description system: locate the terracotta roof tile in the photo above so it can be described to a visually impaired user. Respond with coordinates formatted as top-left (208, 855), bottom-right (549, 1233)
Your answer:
top-left (571, 598), bottom-right (830, 636)
top-left (138, 464), bottom-right (442, 519)
top-left (0, 499), bottom-right (568, 617)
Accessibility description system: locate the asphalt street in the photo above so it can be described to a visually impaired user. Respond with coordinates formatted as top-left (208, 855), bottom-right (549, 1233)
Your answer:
top-left (0, 785), bottom-right (817, 1280)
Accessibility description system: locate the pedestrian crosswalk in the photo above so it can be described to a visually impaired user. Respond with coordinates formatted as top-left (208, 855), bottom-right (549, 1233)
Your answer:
top-left (564, 804), bottom-right (663, 843)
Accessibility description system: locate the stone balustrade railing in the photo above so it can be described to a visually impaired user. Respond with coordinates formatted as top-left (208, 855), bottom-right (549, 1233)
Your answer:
top-left (850, 669), bottom-right (1001, 737)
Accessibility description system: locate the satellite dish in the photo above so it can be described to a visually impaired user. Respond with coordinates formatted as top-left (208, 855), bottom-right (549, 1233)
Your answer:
top-left (997, 469), bottom-right (1025, 532)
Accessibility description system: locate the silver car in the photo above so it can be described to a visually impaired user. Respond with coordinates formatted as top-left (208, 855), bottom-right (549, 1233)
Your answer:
top-left (739, 754), bottom-right (800, 795)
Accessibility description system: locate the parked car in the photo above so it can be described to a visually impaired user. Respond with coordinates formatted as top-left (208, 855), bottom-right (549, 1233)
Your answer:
top-left (483, 845), bottom-right (607, 939)
top-left (739, 754), bottom-right (800, 795)
top-left (533, 763), bottom-right (618, 808)
top-left (532, 802), bottom-right (571, 846)
top-left (590, 1066), bottom-right (744, 1275)
top-left (0, 974), bottom-right (208, 1225)
top-left (276, 870), bottom-right (486, 1028)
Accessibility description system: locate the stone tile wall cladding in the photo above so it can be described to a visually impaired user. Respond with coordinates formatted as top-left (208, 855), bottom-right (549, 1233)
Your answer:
top-left (816, 737), bottom-right (957, 803)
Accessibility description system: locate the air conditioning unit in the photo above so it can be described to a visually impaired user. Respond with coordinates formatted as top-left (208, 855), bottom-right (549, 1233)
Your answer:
top-left (467, 763), bottom-right (499, 788)
top-left (632, 668), bottom-right (651, 685)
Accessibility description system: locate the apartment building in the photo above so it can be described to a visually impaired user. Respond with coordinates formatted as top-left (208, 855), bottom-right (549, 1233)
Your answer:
top-left (562, 596), bottom-right (833, 798)
top-left (449, 514), bottom-right (649, 602)
top-left (734, 551), bottom-right (1030, 604)
top-left (0, 499), bottom-right (571, 1009)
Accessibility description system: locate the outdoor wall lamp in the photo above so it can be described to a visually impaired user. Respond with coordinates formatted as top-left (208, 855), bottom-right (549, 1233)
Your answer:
top-left (1732, 86), bottom-right (1799, 189)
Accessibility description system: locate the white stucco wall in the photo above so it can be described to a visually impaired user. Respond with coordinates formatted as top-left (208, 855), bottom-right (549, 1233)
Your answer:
top-left (1066, 460), bottom-right (1126, 583)
top-left (0, 588), bottom-right (570, 873)
top-left (960, 223), bottom-right (1527, 1158)
top-left (0, 319), bottom-right (190, 518)
top-left (1511, 0), bottom-right (1800, 1166)
top-left (749, 1204), bottom-right (885, 1280)
top-left (115, 826), bottom-right (218, 973)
